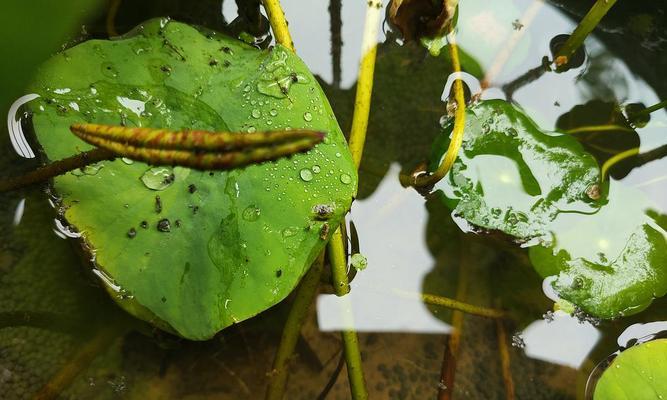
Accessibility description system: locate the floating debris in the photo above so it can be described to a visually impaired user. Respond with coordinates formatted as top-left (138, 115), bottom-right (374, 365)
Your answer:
top-left (511, 332), bottom-right (526, 348)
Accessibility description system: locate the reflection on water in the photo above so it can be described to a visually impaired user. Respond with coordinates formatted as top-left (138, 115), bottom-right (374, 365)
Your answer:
top-left (0, 0), bottom-right (667, 398)
top-left (318, 164), bottom-right (452, 334)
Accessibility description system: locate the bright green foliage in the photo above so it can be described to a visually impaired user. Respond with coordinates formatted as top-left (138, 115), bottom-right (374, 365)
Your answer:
top-left (432, 99), bottom-right (667, 319)
top-left (594, 339), bottom-right (667, 399)
top-left (27, 19), bottom-right (357, 340)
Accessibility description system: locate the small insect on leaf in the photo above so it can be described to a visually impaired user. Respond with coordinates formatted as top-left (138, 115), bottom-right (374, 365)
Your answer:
top-left (69, 124), bottom-right (326, 170)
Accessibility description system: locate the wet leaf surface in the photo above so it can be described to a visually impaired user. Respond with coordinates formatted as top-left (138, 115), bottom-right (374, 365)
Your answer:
top-left (431, 99), bottom-right (667, 318)
top-left (27, 19), bottom-right (357, 340)
top-left (593, 339), bottom-right (667, 399)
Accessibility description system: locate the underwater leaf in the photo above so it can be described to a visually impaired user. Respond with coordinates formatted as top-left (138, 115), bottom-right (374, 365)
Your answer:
top-left (593, 339), bottom-right (667, 399)
top-left (431, 99), bottom-right (667, 318)
top-left (27, 19), bottom-right (357, 340)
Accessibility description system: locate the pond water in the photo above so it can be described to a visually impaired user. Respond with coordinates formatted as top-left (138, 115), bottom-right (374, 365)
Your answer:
top-left (1, 0), bottom-right (667, 399)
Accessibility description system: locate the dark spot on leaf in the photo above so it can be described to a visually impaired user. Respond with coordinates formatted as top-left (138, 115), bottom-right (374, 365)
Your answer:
top-left (276, 269), bottom-right (282, 278)
top-left (155, 195), bottom-right (162, 214)
top-left (161, 296), bottom-right (167, 302)
top-left (188, 184), bottom-right (197, 193)
top-left (209, 58), bottom-right (218, 66)
top-left (157, 218), bottom-right (171, 232)
top-left (127, 228), bottom-right (137, 238)
top-left (175, 219), bottom-right (182, 227)
top-left (140, 220), bottom-right (148, 229)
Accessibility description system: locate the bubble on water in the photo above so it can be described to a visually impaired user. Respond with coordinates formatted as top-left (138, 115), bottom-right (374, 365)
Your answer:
top-left (242, 204), bottom-right (261, 222)
top-left (340, 173), bottom-right (352, 184)
top-left (350, 253), bottom-right (368, 271)
top-left (299, 168), bottom-right (313, 182)
top-left (303, 112), bottom-right (313, 122)
top-left (141, 167), bottom-right (175, 190)
top-left (251, 109), bottom-right (261, 119)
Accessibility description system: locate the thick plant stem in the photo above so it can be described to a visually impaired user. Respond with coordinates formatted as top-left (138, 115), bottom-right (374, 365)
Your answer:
top-left (328, 227), bottom-right (350, 296)
top-left (261, 0), bottom-right (295, 51)
top-left (348, 0), bottom-right (382, 168)
top-left (327, 227), bottom-right (368, 400)
top-left (0, 148), bottom-right (115, 193)
top-left (554, 0), bottom-right (618, 67)
top-left (408, 38), bottom-right (466, 188)
top-left (265, 256), bottom-right (324, 400)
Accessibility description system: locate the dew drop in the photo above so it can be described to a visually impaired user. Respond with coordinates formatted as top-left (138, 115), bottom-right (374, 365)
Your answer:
top-left (247, 126), bottom-right (256, 133)
top-left (312, 165), bottom-right (321, 174)
top-left (270, 109), bottom-right (278, 116)
top-left (242, 204), bottom-right (261, 222)
top-left (281, 226), bottom-right (299, 238)
top-left (340, 173), bottom-right (352, 184)
top-left (303, 112), bottom-right (313, 122)
top-left (251, 109), bottom-right (261, 119)
top-left (121, 157), bottom-right (134, 165)
top-left (141, 167), bottom-right (175, 191)
top-left (299, 168), bottom-right (313, 182)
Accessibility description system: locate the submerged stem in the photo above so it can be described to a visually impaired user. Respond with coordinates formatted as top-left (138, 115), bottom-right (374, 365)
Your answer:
top-left (33, 322), bottom-right (127, 400)
top-left (0, 148), bottom-right (115, 193)
top-left (261, 0), bottom-right (295, 51)
top-left (401, 291), bottom-right (506, 319)
top-left (554, 0), bottom-right (618, 67)
top-left (629, 99), bottom-right (667, 120)
top-left (600, 147), bottom-right (639, 181)
top-left (495, 315), bottom-right (515, 400)
top-left (407, 38), bottom-right (466, 188)
top-left (563, 124), bottom-right (634, 135)
top-left (265, 255), bottom-right (324, 400)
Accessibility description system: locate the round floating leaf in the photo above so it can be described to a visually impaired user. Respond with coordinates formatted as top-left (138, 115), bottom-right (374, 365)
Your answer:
top-left (27, 19), bottom-right (357, 340)
top-left (431, 99), bottom-right (667, 319)
top-left (594, 339), bottom-right (667, 400)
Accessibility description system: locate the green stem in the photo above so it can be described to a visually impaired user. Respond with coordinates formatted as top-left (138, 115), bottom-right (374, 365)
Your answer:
top-left (402, 38), bottom-right (466, 188)
top-left (348, 0), bottom-right (382, 168)
top-left (630, 99), bottom-right (667, 120)
top-left (0, 148), bottom-right (115, 193)
top-left (341, 329), bottom-right (367, 399)
top-left (261, 0), bottom-right (295, 51)
top-left (554, 0), bottom-right (618, 67)
top-left (265, 256), bottom-right (324, 400)
top-left (328, 227), bottom-right (350, 296)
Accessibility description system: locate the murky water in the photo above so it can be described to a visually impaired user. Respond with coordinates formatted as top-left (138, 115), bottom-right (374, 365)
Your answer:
top-left (1, 0), bottom-right (667, 399)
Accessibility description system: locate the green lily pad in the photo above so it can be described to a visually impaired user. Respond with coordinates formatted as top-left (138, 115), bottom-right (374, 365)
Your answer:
top-left (27, 19), bottom-right (357, 340)
top-left (593, 339), bottom-right (667, 399)
top-left (431, 99), bottom-right (667, 318)
top-left (431, 99), bottom-right (600, 241)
